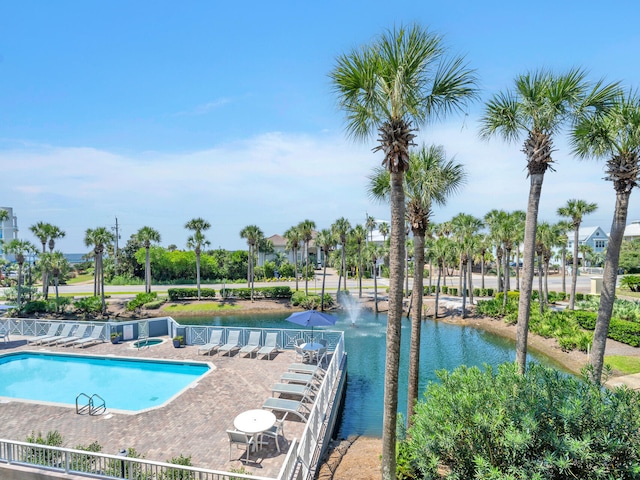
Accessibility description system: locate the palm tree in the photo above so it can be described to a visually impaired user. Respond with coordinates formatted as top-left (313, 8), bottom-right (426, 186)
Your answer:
top-left (431, 236), bottom-right (454, 319)
top-left (240, 225), bottom-right (263, 302)
top-left (314, 229), bottom-right (336, 311)
top-left (351, 224), bottom-right (367, 298)
top-left (136, 226), bottom-right (161, 294)
top-left (331, 218), bottom-right (351, 295)
top-left (365, 242), bottom-right (385, 314)
top-left (185, 218), bottom-right (211, 300)
top-left (4, 239), bottom-right (37, 306)
top-left (84, 227), bottom-right (115, 314)
top-left (451, 213), bottom-right (483, 317)
top-left (284, 226), bottom-right (302, 291)
top-left (365, 214), bottom-right (377, 243)
top-left (378, 222), bottom-right (390, 243)
top-left (47, 225), bottom-right (66, 253)
top-left (331, 24), bottom-right (477, 476)
top-left (29, 222), bottom-right (52, 297)
top-left (41, 251), bottom-right (69, 313)
top-left (557, 199), bottom-right (598, 309)
top-left (369, 144), bottom-right (466, 423)
top-left (571, 90), bottom-right (640, 384)
top-left (479, 68), bottom-right (617, 374)
top-left (555, 221), bottom-right (571, 294)
top-left (184, 217), bottom-right (211, 300)
top-left (297, 220), bottom-right (316, 295)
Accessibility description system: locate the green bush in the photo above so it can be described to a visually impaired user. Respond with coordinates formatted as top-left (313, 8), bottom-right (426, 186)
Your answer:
top-left (218, 286), bottom-right (292, 300)
top-left (126, 292), bottom-right (159, 311)
top-left (22, 300), bottom-right (49, 314)
top-left (143, 300), bottom-right (164, 310)
top-left (441, 286), bottom-right (448, 294)
top-left (74, 296), bottom-right (102, 315)
top-left (448, 287), bottom-right (458, 296)
top-left (621, 275), bottom-right (640, 292)
top-left (495, 291), bottom-right (520, 301)
top-left (400, 362), bottom-right (640, 479)
top-left (486, 287), bottom-right (495, 297)
top-left (167, 288), bottom-right (216, 301)
top-left (291, 291), bottom-right (306, 306)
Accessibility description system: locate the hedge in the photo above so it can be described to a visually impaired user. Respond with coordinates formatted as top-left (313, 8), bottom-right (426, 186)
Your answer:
top-left (218, 286), bottom-right (292, 299)
top-left (570, 310), bottom-right (640, 347)
top-left (167, 288), bottom-right (216, 301)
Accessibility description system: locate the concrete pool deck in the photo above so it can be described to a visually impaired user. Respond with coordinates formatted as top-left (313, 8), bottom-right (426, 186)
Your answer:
top-left (0, 335), bottom-right (308, 478)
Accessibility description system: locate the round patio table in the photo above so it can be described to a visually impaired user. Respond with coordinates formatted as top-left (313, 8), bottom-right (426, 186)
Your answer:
top-left (233, 409), bottom-right (276, 435)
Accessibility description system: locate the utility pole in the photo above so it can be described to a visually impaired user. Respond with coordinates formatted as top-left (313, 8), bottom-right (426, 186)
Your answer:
top-left (112, 217), bottom-right (120, 274)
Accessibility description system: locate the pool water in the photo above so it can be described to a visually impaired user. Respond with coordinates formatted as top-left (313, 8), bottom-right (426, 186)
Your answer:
top-left (133, 338), bottom-right (164, 348)
top-left (0, 352), bottom-right (210, 412)
top-left (179, 311), bottom-right (563, 437)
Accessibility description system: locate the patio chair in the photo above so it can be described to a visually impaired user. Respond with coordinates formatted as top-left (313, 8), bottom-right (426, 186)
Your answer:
top-left (259, 418), bottom-right (285, 453)
top-left (294, 338), bottom-right (311, 363)
top-left (197, 329), bottom-right (223, 356)
top-left (219, 330), bottom-right (241, 357)
top-left (57, 324), bottom-right (89, 346)
top-left (262, 397), bottom-right (311, 422)
top-left (280, 371), bottom-right (321, 387)
top-left (257, 332), bottom-right (278, 360)
top-left (226, 429), bottom-right (254, 461)
top-left (288, 363), bottom-right (324, 376)
top-left (71, 325), bottom-right (105, 348)
top-left (42, 323), bottom-right (75, 345)
top-left (316, 346), bottom-right (328, 367)
top-left (239, 331), bottom-right (261, 358)
top-left (26, 323), bottom-right (60, 345)
top-left (271, 382), bottom-right (316, 400)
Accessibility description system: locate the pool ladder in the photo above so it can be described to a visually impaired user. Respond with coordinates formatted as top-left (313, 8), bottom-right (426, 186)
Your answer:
top-left (76, 393), bottom-right (106, 415)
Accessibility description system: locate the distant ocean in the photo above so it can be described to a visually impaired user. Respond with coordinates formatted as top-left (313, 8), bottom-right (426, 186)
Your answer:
top-left (64, 253), bottom-right (88, 264)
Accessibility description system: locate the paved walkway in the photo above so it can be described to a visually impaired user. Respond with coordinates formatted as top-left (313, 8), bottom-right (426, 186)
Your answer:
top-left (0, 336), bottom-right (308, 477)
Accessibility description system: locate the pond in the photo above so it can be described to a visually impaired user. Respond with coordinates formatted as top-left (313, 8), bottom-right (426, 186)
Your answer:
top-left (177, 308), bottom-right (562, 437)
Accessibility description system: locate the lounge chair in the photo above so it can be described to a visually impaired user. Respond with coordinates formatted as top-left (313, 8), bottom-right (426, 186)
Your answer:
top-left (280, 371), bottom-right (319, 386)
top-left (42, 323), bottom-right (75, 345)
top-left (26, 323), bottom-right (60, 345)
top-left (271, 382), bottom-right (315, 399)
top-left (257, 332), bottom-right (278, 360)
top-left (0, 322), bottom-right (10, 343)
top-left (57, 324), bottom-right (89, 346)
top-left (288, 363), bottom-right (324, 376)
top-left (197, 329), bottom-right (223, 356)
top-left (71, 325), bottom-right (105, 348)
top-left (262, 397), bottom-right (311, 422)
top-left (219, 330), bottom-right (241, 357)
top-left (239, 331), bottom-right (261, 358)
top-left (226, 429), bottom-right (254, 461)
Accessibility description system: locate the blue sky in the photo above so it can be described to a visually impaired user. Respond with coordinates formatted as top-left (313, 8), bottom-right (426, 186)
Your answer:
top-left (2, 1), bottom-right (640, 253)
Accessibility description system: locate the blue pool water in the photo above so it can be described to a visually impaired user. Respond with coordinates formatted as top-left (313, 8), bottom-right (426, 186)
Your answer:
top-left (0, 352), bottom-right (210, 412)
top-left (179, 310), bottom-right (563, 437)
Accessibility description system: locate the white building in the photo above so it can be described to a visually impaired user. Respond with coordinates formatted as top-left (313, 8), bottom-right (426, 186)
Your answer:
top-left (623, 220), bottom-right (640, 241)
top-left (0, 207), bottom-right (19, 259)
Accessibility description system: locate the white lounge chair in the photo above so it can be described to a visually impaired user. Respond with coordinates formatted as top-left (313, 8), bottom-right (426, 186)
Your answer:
top-left (42, 323), bottom-right (75, 345)
top-left (26, 323), bottom-right (60, 345)
top-left (280, 371), bottom-right (319, 386)
top-left (271, 382), bottom-right (315, 399)
top-left (0, 322), bottom-right (10, 343)
top-left (71, 325), bottom-right (105, 348)
top-left (262, 397), bottom-right (311, 422)
top-left (257, 332), bottom-right (278, 360)
top-left (198, 329), bottom-right (223, 356)
top-left (219, 330), bottom-right (241, 357)
top-left (57, 324), bottom-right (89, 346)
top-left (239, 331), bottom-right (261, 358)
top-left (288, 363), bottom-right (324, 376)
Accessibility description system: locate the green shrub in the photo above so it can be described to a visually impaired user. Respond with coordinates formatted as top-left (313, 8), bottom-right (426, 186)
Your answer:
top-left (126, 292), bottom-right (159, 311)
top-left (576, 292), bottom-right (585, 301)
top-left (495, 291), bottom-right (520, 301)
top-left (74, 296), bottom-right (102, 315)
top-left (291, 291), bottom-right (306, 306)
top-left (218, 286), bottom-right (292, 300)
top-left (24, 430), bottom-right (64, 466)
top-left (143, 300), bottom-right (164, 310)
top-left (486, 288), bottom-right (495, 297)
top-left (400, 362), bottom-right (640, 479)
top-left (621, 275), bottom-right (640, 292)
top-left (167, 288), bottom-right (216, 301)
top-left (22, 300), bottom-right (49, 314)
top-left (441, 286), bottom-right (448, 294)
top-left (448, 287), bottom-right (458, 296)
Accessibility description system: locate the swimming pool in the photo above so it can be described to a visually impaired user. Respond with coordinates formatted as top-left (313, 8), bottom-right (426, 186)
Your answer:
top-left (0, 352), bottom-right (211, 412)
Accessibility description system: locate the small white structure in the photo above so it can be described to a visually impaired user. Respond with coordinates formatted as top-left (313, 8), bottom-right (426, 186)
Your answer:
top-left (623, 220), bottom-right (640, 241)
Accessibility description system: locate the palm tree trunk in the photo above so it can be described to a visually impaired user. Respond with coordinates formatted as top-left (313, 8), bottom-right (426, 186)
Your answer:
top-left (516, 248), bottom-right (521, 291)
top-left (516, 172), bottom-right (544, 374)
top-left (468, 258), bottom-right (474, 305)
top-left (407, 232), bottom-right (425, 426)
top-left (196, 253), bottom-right (201, 301)
top-left (382, 171), bottom-right (405, 480)
top-left (570, 227), bottom-right (580, 310)
top-left (17, 265), bottom-right (23, 306)
top-left (434, 265), bottom-right (442, 319)
top-left (305, 242), bottom-right (309, 295)
top-left (373, 262), bottom-right (379, 314)
top-left (145, 247), bottom-right (151, 294)
top-left (461, 261), bottom-right (468, 318)
top-left (503, 255), bottom-right (510, 310)
top-left (250, 246), bottom-right (255, 302)
top-left (538, 253), bottom-right (544, 314)
top-left (561, 248), bottom-right (567, 293)
top-left (54, 275), bottom-right (60, 314)
top-left (458, 255), bottom-right (463, 294)
top-left (358, 247), bottom-right (363, 298)
top-left (481, 254), bottom-right (485, 290)
top-left (428, 258), bottom-right (433, 294)
top-left (591, 190), bottom-right (629, 384)
top-left (321, 263), bottom-right (328, 311)
top-left (99, 254), bottom-right (106, 315)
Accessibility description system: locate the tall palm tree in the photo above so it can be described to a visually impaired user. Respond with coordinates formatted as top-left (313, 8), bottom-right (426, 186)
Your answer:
top-left (284, 226), bottom-right (302, 291)
top-left (451, 213), bottom-right (483, 317)
top-left (557, 199), bottom-right (598, 309)
top-left (5, 239), bottom-right (37, 306)
top-left (331, 218), bottom-right (351, 295)
top-left (185, 218), bottom-right (211, 300)
top-left (331, 24), bottom-right (477, 476)
top-left (47, 226), bottom-right (66, 253)
top-left (479, 68), bottom-right (617, 374)
top-left (365, 242), bottom-right (385, 314)
top-left (240, 225), bottom-right (263, 302)
top-left (41, 251), bottom-right (69, 313)
top-left (431, 236), bottom-right (454, 320)
top-left (351, 224), bottom-right (367, 298)
top-left (378, 222), bottom-right (390, 243)
top-left (297, 220), bottom-right (316, 295)
top-left (365, 214), bottom-right (377, 243)
top-left (315, 229), bottom-right (336, 311)
top-left (571, 90), bottom-right (640, 384)
top-left (369, 144), bottom-right (466, 424)
top-left (555, 220), bottom-right (571, 294)
top-left (29, 222), bottom-right (52, 297)
top-left (84, 227), bottom-right (115, 314)
top-left (136, 226), bottom-right (161, 294)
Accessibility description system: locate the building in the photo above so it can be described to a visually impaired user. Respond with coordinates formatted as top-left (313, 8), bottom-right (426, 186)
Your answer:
top-left (567, 225), bottom-right (609, 263)
top-left (623, 220), bottom-right (640, 241)
top-left (0, 207), bottom-right (19, 259)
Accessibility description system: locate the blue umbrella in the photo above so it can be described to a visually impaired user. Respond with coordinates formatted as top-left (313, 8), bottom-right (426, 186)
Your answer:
top-left (285, 310), bottom-right (337, 341)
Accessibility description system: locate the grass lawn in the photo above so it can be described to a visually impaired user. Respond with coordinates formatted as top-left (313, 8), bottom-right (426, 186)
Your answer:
top-left (163, 302), bottom-right (241, 313)
top-left (605, 355), bottom-right (640, 375)
top-left (616, 288), bottom-right (640, 300)
top-left (66, 273), bottom-right (94, 284)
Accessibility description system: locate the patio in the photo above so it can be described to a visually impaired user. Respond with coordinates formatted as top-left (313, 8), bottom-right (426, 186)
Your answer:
top-left (0, 335), bottom-right (309, 478)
